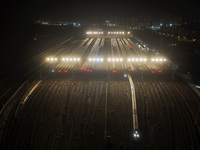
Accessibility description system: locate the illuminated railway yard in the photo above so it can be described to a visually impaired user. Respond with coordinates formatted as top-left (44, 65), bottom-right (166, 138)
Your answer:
top-left (0, 32), bottom-right (200, 150)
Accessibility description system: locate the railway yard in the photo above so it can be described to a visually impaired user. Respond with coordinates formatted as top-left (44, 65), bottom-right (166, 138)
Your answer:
top-left (0, 35), bottom-right (200, 150)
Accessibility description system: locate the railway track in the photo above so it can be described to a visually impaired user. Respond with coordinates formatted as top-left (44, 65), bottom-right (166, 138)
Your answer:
top-left (1, 37), bottom-right (200, 150)
top-left (134, 78), bottom-right (200, 150)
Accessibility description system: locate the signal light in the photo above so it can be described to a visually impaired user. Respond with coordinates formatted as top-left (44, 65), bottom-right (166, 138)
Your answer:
top-left (158, 70), bottom-right (162, 73)
top-left (81, 68), bottom-right (92, 72)
top-left (57, 69), bottom-right (62, 72)
top-left (64, 70), bottom-right (68, 72)
top-left (151, 71), bottom-right (155, 73)
top-left (113, 70), bottom-right (116, 73)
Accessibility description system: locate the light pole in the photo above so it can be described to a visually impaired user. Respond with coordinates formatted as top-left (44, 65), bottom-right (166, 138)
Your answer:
top-left (194, 106), bottom-right (200, 125)
top-left (141, 71), bottom-right (143, 79)
top-left (171, 70), bottom-right (175, 82)
top-left (171, 64), bottom-right (178, 83)
top-left (39, 70), bottom-right (42, 80)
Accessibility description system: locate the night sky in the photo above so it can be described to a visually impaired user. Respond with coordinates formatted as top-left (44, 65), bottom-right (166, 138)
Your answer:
top-left (1, 0), bottom-right (200, 23)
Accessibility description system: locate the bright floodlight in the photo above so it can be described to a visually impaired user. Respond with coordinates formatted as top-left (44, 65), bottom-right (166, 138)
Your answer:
top-left (47, 57), bottom-right (58, 62)
top-left (86, 31), bottom-right (92, 34)
top-left (108, 32), bottom-right (110, 34)
top-left (88, 58), bottom-right (104, 62)
top-left (116, 58), bottom-right (119, 61)
top-left (151, 58), bottom-right (167, 62)
top-left (122, 32), bottom-right (124, 34)
top-left (70, 58), bottom-right (72, 61)
top-left (120, 58), bottom-right (123, 61)
top-left (108, 58), bottom-right (111, 61)
top-left (128, 31), bottom-right (130, 34)
top-left (77, 58), bottom-right (80, 61)
top-left (128, 58), bottom-right (147, 62)
top-left (62, 58), bottom-right (65, 61)
top-left (112, 58), bottom-right (115, 61)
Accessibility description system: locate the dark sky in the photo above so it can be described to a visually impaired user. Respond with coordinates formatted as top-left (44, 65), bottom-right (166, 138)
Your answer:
top-left (1, 0), bottom-right (200, 22)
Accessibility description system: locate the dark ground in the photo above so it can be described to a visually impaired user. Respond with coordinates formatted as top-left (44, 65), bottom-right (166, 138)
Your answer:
top-left (0, 23), bottom-right (82, 102)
